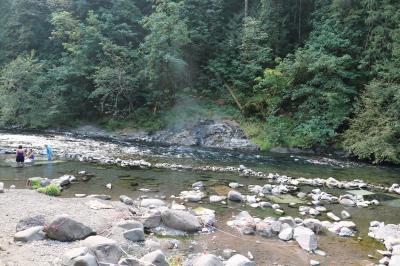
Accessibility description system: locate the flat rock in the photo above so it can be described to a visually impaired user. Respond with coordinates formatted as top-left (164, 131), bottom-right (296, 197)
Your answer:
top-left (14, 226), bottom-right (45, 242)
top-left (81, 235), bottom-right (122, 264)
top-left (62, 247), bottom-right (98, 266)
top-left (46, 215), bottom-right (95, 241)
top-left (161, 210), bottom-right (201, 232)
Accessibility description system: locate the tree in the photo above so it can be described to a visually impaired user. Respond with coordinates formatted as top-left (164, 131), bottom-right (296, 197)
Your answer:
top-left (140, 0), bottom-right (190, 111)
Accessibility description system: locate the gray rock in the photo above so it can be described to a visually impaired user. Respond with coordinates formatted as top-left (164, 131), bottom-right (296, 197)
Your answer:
top-left (87, 194), bottom-right (111, 200)
top-left (303, 219), bottom-right (322, 233)
top-left (339, 198), bottom-right (355, 207)
top-left (293, 226), bottom-right (317, 251)
top-left (310, 260), bottom-right (320, 266)
top-left (140, 210), bottom-right (161, 229)
top-left (117, 220), bottom-right (144, 230)
top-left (225, 254), bottom-right (255, 266)
top-left (62, 247), bottom-right (98, 266)
top-left (192, 181), bottom-right (205, 190)
top-left (278, 227), bottom-right (293, 241)
top-left (256, 222), bottom-right (272, 237)
top-left (123, 228), bottom-right (145, 242)
top-left (14, 226), bottom-right (45, 242)
top-left (140, 199), bottom-right (166, 208)
top-left (81, 236), bottom-right (122, 264)
top-left (161, 210), bottom-right (201, 232)
top-left (120, 195), bottom-right (134, 205)
top-left (228, 190), bottom-right (243, 202)
top-left (46, 215), bottom-right (95, 241)
top-left (210, 195), bottom-right (226, 203)
top-left (16, 215), bottom-right (46, 232)
top-left (327, 212), bottom-right (341, 222)
top-left (193, 254), bottom-right (223, 266)
top-left (341, 210), bottom-right (351, 219)
top-left (0, 182), bottom-right (4, 193)
top-left (141, 250), bottom-right (170, 266)
top-left (231, 211), bottom-right (256, 235)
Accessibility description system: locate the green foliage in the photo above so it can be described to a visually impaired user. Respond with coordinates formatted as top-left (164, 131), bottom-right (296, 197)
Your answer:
top-left (37, 184), bottom-right (61, 196)
top-left (30, 179), bottom-right (41, 189)
top-left (0, 0), bottom-right (399, 164)
top-left (140, 0), bottom-right (190, 109)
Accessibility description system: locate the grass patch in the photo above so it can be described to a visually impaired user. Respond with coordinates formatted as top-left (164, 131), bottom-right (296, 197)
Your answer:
top-left (37, 184), bottom-right (61, 196)
top-left (167, 255), bottom-right (185, 266)
top-left (30, 179), bottom-right (41, 189)
top-left (240, 120), bottom-right (270, 150)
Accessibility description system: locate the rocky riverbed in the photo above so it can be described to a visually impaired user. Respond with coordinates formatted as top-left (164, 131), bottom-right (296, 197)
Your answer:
top-left (1, 131), bottom-right (400, 265)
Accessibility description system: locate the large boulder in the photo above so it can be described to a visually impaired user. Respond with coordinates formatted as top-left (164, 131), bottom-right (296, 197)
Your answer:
top-left (225, 254), bottom-right (255, 266)
top-left (161, 210), bottom-right (201, 232)
top-left (293, 226), bottom-right (317, 251)
top-left (16, 215), bottom-right (46, 232)
top-left (14, 226), bottom-right (45, 242)
top-left (141, 250), bottom-right (170, 266)
top-left (81, 236), bottom-right (122, 264)
top-left (62, 247), bottom-right (98, 266)
top-left (193, 254), bottom-right (223, 266)
top-left (46, 215), bottom-right (95, 241)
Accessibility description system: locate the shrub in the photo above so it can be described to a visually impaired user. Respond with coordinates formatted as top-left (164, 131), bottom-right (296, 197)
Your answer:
top-left (37, 184), bottom-right (61, 196)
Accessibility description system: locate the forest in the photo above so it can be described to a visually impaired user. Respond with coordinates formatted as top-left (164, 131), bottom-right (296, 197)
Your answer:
top-left (0, 0), bottom-right (399, 164)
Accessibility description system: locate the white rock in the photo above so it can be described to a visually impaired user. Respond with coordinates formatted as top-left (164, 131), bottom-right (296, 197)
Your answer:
top-left (327, 212), bottom-right (341, 222)
top-left (278, 228), bottom-right (293, 241)
top-left (341, 210), bottom-right (351, 219)
top-left (293, 226), bottom-right (318, 251)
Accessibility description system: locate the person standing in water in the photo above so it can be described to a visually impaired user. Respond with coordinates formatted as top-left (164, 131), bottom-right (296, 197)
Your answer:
top-left (16, 145), bottom-right (25, 166)
top-left (44, 144), bottom-right (53, 161)
top-left (25, 148), bottom-right (35, 163)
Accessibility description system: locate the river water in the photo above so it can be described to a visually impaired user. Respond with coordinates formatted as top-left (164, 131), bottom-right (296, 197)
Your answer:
top-left (0, 133), bottom-right (400, 265)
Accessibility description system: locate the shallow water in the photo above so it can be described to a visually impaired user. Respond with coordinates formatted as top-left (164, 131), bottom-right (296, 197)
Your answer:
top-left (1, 140), bottom-right (400, 265)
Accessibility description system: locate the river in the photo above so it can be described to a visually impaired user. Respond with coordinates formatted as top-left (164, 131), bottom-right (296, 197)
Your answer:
top-left (0, 132), bottom-right (399, 265)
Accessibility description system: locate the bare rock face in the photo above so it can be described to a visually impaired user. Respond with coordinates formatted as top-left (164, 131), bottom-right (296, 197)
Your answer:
top-left (161, 210), bottom-right (201, 232)
top-left (46, 215), bottom-right (95, 241)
